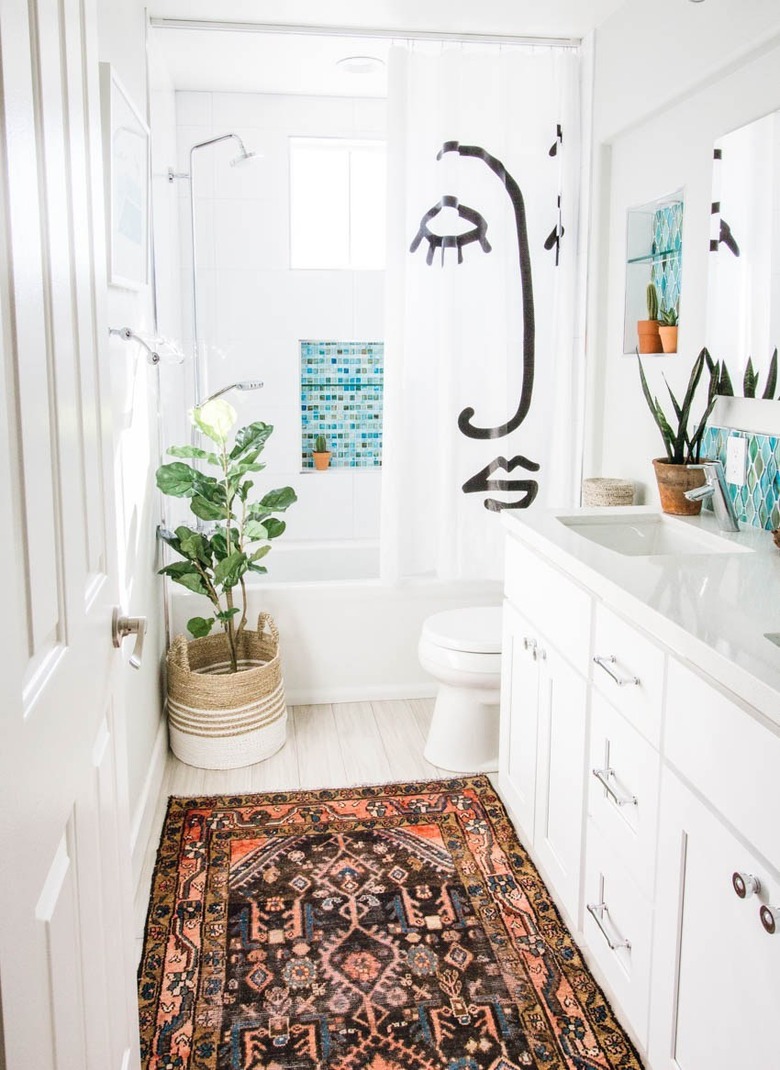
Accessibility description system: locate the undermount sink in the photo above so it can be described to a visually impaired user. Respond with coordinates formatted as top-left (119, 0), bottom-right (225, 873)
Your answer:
top-left (557, 512), bottom-right (753, 557)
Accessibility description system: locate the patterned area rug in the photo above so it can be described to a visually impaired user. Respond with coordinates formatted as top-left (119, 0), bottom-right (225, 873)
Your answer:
top-left (139, 777), bottom-right (643, 1070)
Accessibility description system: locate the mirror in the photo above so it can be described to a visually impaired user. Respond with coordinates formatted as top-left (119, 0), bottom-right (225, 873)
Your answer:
top-left (706, 110), bottom-right (780, 390)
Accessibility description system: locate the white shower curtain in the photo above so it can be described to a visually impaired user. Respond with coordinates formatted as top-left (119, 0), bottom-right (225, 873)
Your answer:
top-left (381, 43), bottom-right (581, 581)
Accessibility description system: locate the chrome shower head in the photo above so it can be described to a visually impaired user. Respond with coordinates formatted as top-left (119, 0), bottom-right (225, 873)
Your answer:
top-left (230, 149), bottom-right (262, 168)
top-left (197, 379), bottom-right (265, 405)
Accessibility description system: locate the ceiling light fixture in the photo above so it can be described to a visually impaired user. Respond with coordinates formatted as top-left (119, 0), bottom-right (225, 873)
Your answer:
top-left (336, 55), bottom-right (385, 75)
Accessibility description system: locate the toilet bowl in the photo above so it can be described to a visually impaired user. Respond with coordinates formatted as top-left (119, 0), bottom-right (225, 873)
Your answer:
top-left (418, 606), bottom-right (502, 773)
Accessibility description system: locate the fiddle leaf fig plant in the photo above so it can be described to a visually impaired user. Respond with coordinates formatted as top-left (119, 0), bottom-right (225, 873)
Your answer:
top-left (637, 346), bottom-right (718, 465)
top-left (156, 399), bottom-right (297, 672)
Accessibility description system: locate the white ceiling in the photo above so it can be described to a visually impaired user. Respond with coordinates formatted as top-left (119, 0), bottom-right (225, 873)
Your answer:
top-left (149, 0), bottom-right (630, 97)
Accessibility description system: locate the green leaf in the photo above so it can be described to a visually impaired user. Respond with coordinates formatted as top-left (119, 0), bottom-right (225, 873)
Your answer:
top-left (157, 527), bottom-right (182, 553)
top-left (259, 486), bottom-right (298, 512)
top-left (215, 607), bottom-right (240, 623)
top-left (159, 562), bottom-right (210, 596)
top-left (247, 563), bottom-right (268, 575)
top-left (213, 550), bottom-right (248, 589)
top-left (637, 356), bottom-right (674, 459)
top-left (187, 616), bottom-right (214, 638)
top-left (717, 361), bottom-right (734, 396)
top-left (156, 461), bottom-right (199, 498)
top-left (264, 517), bottom-right (286, 539)
top-left (244, 518), bottom-right (269, 541)
top-left (744, 357), bottom-right (759, 398)
top-left (238, 480), bottom-right (253, 502)
top-left (250, 544), bottom-right (271, 561)
top-left (229, 422), bottom-right (273, 459)
top-left (168, 445), bottom-right (220, 465)
top-left (763, 349), bottom-right (778, 400)
top-left (192, 398), bottom-right (236, 445)
top-left (175, 526), bottom-right (212, 567)
top-left (190, 495), bottom-right (230, 521)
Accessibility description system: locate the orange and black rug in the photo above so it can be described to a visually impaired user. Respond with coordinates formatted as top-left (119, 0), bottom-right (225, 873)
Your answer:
top-left (139, 776), bottom-right (643, 1070)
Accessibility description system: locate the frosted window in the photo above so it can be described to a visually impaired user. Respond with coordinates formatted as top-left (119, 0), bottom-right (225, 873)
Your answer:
top-left (290, 138), bottom-right (386, 270)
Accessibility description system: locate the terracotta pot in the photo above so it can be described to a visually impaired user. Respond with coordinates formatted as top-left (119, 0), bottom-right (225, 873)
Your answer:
top-left (637, 320), bottom-right (662, 354)
top-left (652, 458), bottom-right (706, 515)
top-left (312, 451), bottom-right (332, 471)
top-left (659, 325), bottom-right (678, 353)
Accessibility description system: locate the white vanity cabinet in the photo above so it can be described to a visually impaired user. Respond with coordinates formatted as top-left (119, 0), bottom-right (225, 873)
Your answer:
top-left (500, 537), bottom-right (591, 927)
top-left (500, 518), bottom-right (780, 1069)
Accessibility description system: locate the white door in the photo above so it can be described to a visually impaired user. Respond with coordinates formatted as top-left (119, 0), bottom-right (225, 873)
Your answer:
top-left (649, 769), bottom-right (780, 1069)
top-left (0, 0), bottom-right (140, 1068)
top-left (498, 602), bottom-right (541, 843)
top-left (532, 642), bottom-right (587, 927)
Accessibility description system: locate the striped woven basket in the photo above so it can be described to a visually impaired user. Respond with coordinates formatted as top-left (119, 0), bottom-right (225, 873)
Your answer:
top-left (166, 612), bottom-right (287, 769)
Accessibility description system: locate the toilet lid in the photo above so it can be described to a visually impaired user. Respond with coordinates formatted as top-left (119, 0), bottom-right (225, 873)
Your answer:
top-left (422, 607), bottom-right (503, 654)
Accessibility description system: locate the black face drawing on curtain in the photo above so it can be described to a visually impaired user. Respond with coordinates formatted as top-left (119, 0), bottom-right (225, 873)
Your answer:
top-left (409, 140), bottom-right (542, 511)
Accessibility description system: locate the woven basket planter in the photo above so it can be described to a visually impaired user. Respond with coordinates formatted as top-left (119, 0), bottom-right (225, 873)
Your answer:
top-left (166, 612), bottom-right (287, 769)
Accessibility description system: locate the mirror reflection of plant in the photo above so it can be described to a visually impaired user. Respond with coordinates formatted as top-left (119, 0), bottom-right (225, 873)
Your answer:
top-left (707, 348), bottom-right (779, 399)
top-left (659, 304), bottom-right (678, 327)
top-left (314, 433), bottom-right (328, 453)
top-left (156, 399), bottom-right (297, 672)
top-left (646, 282), bottom-right (659, 321)
top-left (637, 346), bottom-right (718, 464)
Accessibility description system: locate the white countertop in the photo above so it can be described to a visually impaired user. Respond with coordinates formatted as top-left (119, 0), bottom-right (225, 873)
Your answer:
top-left (503, 507), bottom-right (780, 728)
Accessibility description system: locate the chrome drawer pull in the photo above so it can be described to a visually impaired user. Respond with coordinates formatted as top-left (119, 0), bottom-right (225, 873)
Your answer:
top-left (732, 872), bottom-right (761, 899)
top-left (593, 654), bottom-right (639, 687)
top-left (592, 766), bottom-right (637, 807)
top-left (587, 901), bottom-right (632, 951)
top-left (759, 904), bottom-right (779, 935)
top-left (523, 637), bottom-right (537, 653)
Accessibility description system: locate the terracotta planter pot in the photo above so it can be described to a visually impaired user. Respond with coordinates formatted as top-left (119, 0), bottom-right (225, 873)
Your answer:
top-left (659, 325), bottom-right (678, 353)
top-left (637, 320), bottom-right (662, 353)
top-left (652, 458), bottom-right (706, 516)
top-left (312, 451), bottom-right (332, 471)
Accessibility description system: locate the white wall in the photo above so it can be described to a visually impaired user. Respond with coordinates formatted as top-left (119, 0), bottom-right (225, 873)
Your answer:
top-left (585, 16), bottom-right (780, 503)
top-left (97, 4), bottom-right (169, 846)
top-left (173, 90), bottom-right (385, 544)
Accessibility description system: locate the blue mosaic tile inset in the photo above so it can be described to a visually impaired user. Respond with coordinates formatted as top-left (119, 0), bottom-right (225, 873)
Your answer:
top-left (300, 340), bottom-right (384, 469)
top-left (700, 425), bottom-right (780, 530)
top-left (650, 201), bottom-right (683, 317)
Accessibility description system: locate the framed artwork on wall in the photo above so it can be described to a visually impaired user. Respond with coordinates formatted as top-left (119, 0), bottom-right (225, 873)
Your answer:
top-left (100, 63), bottom-right (150, 290)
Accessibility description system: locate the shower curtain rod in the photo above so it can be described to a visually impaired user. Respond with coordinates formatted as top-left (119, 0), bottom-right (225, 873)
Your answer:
top-left (148, 18), bottom-right (580, 50)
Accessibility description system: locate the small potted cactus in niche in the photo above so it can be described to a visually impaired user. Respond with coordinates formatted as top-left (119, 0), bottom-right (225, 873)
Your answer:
top-left (312, 433), bottom-right (332, 471)
top-left (637, 282), bottom-right (662, 353)
top-left (658, 303), bottom-right (679, 353)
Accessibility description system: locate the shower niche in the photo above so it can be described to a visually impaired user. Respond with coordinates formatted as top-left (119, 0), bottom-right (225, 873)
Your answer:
top-left (623, 190), bottom-right (684, 355)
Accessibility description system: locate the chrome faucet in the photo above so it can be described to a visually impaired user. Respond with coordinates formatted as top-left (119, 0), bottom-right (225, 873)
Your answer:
top-left (683, 461), bottom-right (740, 531)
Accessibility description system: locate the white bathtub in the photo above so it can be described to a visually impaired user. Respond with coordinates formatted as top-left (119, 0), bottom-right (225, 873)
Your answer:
top-left (168, 541), bottom-right (501, 704)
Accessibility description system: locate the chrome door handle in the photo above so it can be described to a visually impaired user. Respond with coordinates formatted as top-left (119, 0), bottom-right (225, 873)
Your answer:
top-left (759, 904), bottom-right (779, 935)
top-left (732, 872), bottom-right (761, 899)
top-left (593, 654), bottom-right (640, 687)
top-left (586, 900), bottom-right (631, 950)
top-left (592, 766), bottom-right (637, 807)
top-left (112, 607), bottom-right (147, 669)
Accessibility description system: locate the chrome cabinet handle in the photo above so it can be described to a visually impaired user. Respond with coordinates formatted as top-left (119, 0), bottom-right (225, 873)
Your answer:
top-left (593, 654), bottom-right (639, 687)
top-left (732, 872), bottom-right (761, 899)
top-left (759, 904), bottom-right (779, 935)
top-left (592, 766), bottom-right (637, 807)
top-left (112, 607), bottom-right (147, 669)
top-left (587, 901), bottom-right (632, 950)
top-left (522, 637), bottom-right (537, 653)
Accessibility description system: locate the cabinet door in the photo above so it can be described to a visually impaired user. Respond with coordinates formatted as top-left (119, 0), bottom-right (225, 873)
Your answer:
top-left (498, 601), bottom-right (540, 844)
top-left (650, 770), bottom-right (780, 1070)
top-left (533, 643), bottom-right (588, 926)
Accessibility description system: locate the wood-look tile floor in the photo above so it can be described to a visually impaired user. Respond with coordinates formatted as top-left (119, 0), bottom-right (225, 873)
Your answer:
top-left (134, 698), bottom-right (457, 959)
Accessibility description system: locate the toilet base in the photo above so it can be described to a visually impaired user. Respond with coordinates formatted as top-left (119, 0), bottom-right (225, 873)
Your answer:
top-left (424, 683), bottom-right (500, 773)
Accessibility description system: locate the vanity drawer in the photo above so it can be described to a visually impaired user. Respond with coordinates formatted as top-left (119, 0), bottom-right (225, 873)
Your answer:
top-left (591, 603), bottom-right (665, 747)
top-left (505, 535), bottom-right (591, 674)
top-left (589, 692), bottom-right (661, 895)
top-left (665, 657), bottom-right (780, 872)
top-left (584, 823), bottom-right (653, 1049)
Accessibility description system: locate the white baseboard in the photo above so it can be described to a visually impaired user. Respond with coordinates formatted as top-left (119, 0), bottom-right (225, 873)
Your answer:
top-left (130, 715), bottom-right (168, 892)
top-left (285, 682), bottom-right (437, 706)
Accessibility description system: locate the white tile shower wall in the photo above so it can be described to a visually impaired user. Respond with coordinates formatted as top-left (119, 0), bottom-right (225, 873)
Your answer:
top-left (175, 91), bottom-right (386, 544)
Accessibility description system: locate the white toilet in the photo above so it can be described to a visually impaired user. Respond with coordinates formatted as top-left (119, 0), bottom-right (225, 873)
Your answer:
top-left (418, 606), bottom-right (503, 773)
